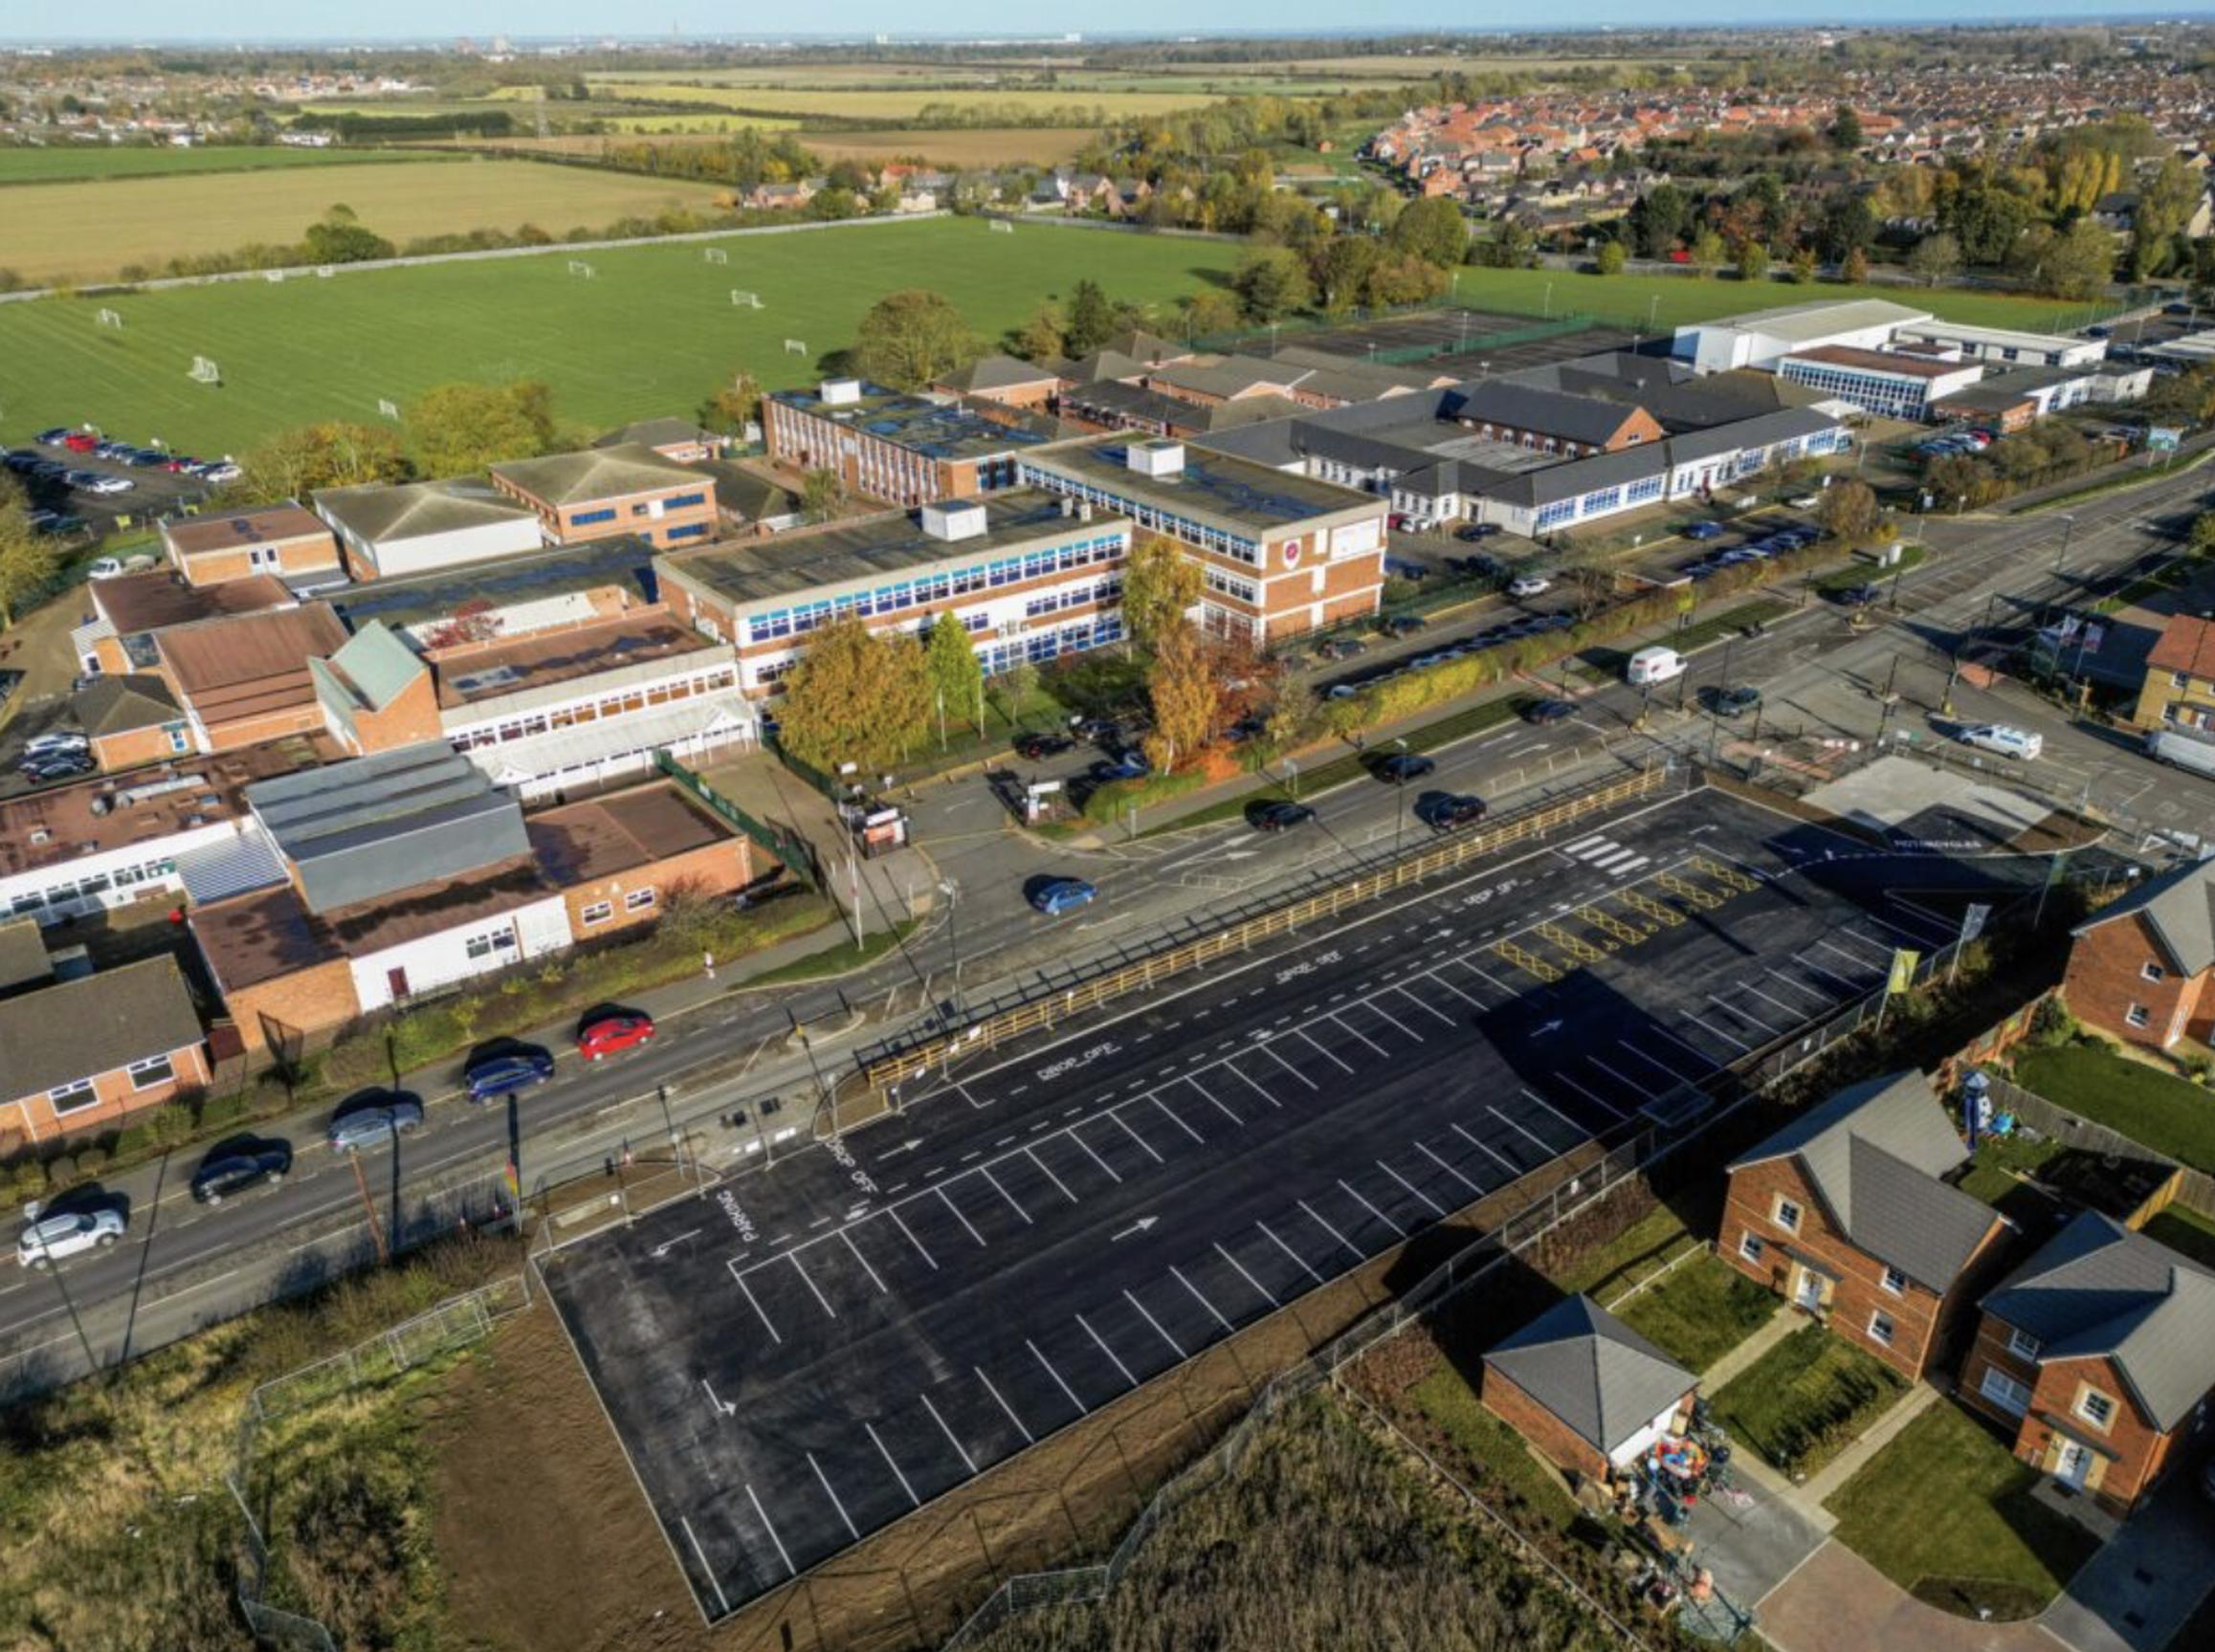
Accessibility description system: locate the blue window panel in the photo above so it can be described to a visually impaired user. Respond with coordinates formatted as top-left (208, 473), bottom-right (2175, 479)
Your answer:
top-left (663, 522), bottom-right (708, 541)
top-left (571, 507), bottom-right (618, 526)
top-left (665, 493), bottom-right (707, 510)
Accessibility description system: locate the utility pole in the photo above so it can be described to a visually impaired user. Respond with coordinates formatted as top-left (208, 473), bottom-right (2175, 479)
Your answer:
top-left (939, 878), bottom-right (962, 1023)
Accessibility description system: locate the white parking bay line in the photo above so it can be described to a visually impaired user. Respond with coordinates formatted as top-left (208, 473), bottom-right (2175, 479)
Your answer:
top-left (807, 1451), bottom-right (860, 1541)
top-left (919, 1391), bottom-right (979, 1473)
top-left (1552, 1069), bottom-right (1628, 1120)
top-left (889, 1207), bottom-right (940, 1269)
top-left (1490, 1104), bottom-right (1555, 1157)
top-left (1214, 1241), bottom-right (1280, 1306)
top-left (1113, 1112), bottom-right (1165, 1163)
top-left (1149, 1094), bottom-right (1207, 1145)
top-left (1260, 1044), bottom-right (1320, 1090)
top-left (979, 1164), bottom-right (1034, 1223)
top-left (680, 1518), bottom-right (735, 1616)
top-left (1586, 1056), bottom-right (1656, 1101)
top-left (1025, 1146), bottom-right (1079, 1204)
top-left (1226, 1063), bottom-right (1284, 1111)
top-left (975, 1365), bottom-right (1033, 1443)
top-left (743, 1485), bottom-right (797, 1578)
top-left (791, 1252), bottom-right (839, 1318)
top-left (1028, 1339), bottom-right (1088, 1413)
top-left (1070, 1130), bottom-right (1124, 1182)
top-left (1517, 1086), bottom-right (1592, 1140)
top-left (1393, 983), bottom-right (1459, 1025)
top-left (1414, 1139), bottom-right (1486, 1198)
top-left (938, 1186), bottom-right (989, 1246)
top-left (1803, 945), bottom-right (1867, 989)
top-left (1424, 968), bottom-right (1486, 1008)
top-left (1124, 1288), bottom-right (1188, 1356)
top-left (1170, 1265), bottom-right (1238, 1333)
top-left (726, 1265), bottom-right (786, 1345)
top-left (1452, 1121), bottom-right (1522, 1178)
top-left (1621, 1040), bottom-right (1699, 1084)
top-left (1362, 999), bottom-right (1426, 1042)
top-left (1740, 980), bottom-right (1807, 1023)
top-left (1257, 1220), bottom-right (1325, 1283)
top-left (1186, 1075), bottom-right (1245, 1127)
top-left (1077, 1314), bottom-right (1140, 1387)
top-left (1711, 993), bottom-right (1780, 1036)
top-left (1377, 1159), bottom-right (1446, 1215)
top-left (1763, 967), bottom-right (1836, 1005)
top-left (1294, 1027), bottom-right (1356, 1073)
top-left (839, 1229), bottom-right (889, 1294)
top-left (1297, 1198), bottom-right (1366, 1262)
top-left (866, 1421), bottom-right (921, 1508)
top-left (1338, 1178), bottom-right (1407, 1237)
top-left (1683, 1009), bottom-right (1752, 1052)
top-left (1330, 1013), bottom-right (1394, 1057)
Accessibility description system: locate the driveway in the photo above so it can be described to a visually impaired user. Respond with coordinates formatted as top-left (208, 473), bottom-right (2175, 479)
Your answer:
top-left (1761, 1540), bottom-right (2057, 1652)
top-left (1684, 1465), bottom-right (1829, 1618)
top-left (2040, 1449), bottom-right (2215, 1652)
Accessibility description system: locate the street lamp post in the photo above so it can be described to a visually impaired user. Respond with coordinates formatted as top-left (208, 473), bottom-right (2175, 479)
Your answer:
top-left (1392, 738), bottom-right (1409, 855)
top-left (938, 878), bottom-right (961, 1023)
top-left (2053, 512), bottom-right (2077, 582)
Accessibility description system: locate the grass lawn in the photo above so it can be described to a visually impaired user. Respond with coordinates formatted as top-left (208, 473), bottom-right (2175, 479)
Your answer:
top-left (1708, 1324), bottom-right (1908, 1478)
top-left (0, 158), bottom-right (731, 286)
top-left (1827, 1399), bottom-right (2101, 1620)
top-left (1407, 1367), bottom-right (1582, 1532)
top-left (739, 918), bottom-right (918, 987)
top-left (1554, 1202), bottom-right (1697, 1294)
top-left (0, 143), bottom-right (438, 186)
top-left (0, 216), bottom-right (1235, 456)
top-left (581, 83), bottom-right (1218, 121)
top-left (1611, 1254), bottom-right (1782, 1375)
top-left (2141, 1201), bottom-right (2215, 1271)
top-left (1957, 1131), bottom-right (2067, 1223)
top-left (1454, 265), bottom-right (2100, 339)
top-left (1812, 543), bottom-right (1927, 594)
top-left (2013, 1041), bottom-right (2215, 1173)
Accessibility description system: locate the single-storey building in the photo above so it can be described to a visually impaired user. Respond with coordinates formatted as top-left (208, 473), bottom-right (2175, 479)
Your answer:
top-left (160, 503), bottom-right (343, 588)
top-left (0, 955), bottom-right (209, 1148)
top-left (1483, 1293), bottom-right (1698, 1484)
top-left (316, 477), bottom-right (543, 583)
top-left (72, 673), bottom-right (191, 772)
top-left (155, 605), bottom-right (349, 754)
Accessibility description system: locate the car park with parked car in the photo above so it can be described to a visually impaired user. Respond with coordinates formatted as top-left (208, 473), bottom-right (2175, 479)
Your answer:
top-left (1014, 731), bottom-right (1074, 761)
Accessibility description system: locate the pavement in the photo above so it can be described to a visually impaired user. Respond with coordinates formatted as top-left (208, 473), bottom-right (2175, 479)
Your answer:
top-left (2040, 1443), bottom-right (2215, 1652)
top-left (540, 784), bottom-right (2059, 1620)
top-left (1761, 1540), bottom-right (2061, 1652)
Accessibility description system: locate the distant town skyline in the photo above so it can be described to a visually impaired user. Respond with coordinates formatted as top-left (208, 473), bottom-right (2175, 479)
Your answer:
top-left (8, 2), bottom-right (2190, 46)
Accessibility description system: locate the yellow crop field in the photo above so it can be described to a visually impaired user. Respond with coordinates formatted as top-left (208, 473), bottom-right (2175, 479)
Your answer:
top-left (593, 82), bottom-right (1208, 120)
top-left (799, 127), bottom-right (1101, 167)
top-left (0, 159), bottom-right (731, 284)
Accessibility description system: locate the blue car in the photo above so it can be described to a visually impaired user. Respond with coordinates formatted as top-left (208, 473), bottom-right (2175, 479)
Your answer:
top-left (1090, 750), bottom-right (1150, 783)
top-left (1683, 521), bottom-right (1726, 541)
top-left (1030, 877), bottom-right (1097, 916)
top-left (463, 1046), bottom-right (555, 1102)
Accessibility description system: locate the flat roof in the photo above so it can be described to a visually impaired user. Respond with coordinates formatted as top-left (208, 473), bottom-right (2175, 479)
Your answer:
top-left (329, 538), bottom-right (658, 636)
top-left (658, 490), bottom-right (1121, 611)
top-left (93, 570), bottom-right (296, 637)
top-left (162, 504), bottom-right (334, 557)
top-left (1782, 344), bottom-right (1977, 382)
top-left (525, 782), bottom-right (734, 884)
top-left (1022, 436), bottom-right (1377, 536)
top-left (1693, 297), bottom-right (1931, 343)
top-left (432, 613), bottom-right (715, 710)
top-left (1894, 319), bottom-right (2098, 353)
top-left (770, 383), bottom-right (1052, 462)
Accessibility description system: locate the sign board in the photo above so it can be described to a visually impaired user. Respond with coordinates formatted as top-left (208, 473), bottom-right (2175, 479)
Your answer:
top-left (1886, 948), bottom-right (1921, 994)
top-left (1959, 903), bottom-right (1992, 946)
top-left (2148, 426), bottom-right (2183, 452)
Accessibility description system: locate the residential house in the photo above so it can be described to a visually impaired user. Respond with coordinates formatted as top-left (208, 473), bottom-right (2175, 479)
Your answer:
top-left (159, 503), bottom-right (343, 588)
top-left (1482, 1294), bottom-right (1698, 1484)
top-left (2061, 854), bottom-right (2215, 1050)
top-left (2131, 613), bottom-right (2215, 736)
top-left (317, 477), bottom-right (543, 582)
top-left (1959, 1211), bottom-right (2215, 1515)
top-left (1721, 1069), bottom-right (2013, 1379)
top-left (489, 443), bottom-right (720, 551)
top-left (0, 956), bottom-right (209, 1149)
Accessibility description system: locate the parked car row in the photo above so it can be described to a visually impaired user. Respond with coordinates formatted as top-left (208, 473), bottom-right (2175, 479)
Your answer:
top-left (1325, 612), bottom-right (1578, 702)
top-left (32, 427), bottom-right (237, 484)
top-left (1916, 427), bottom-right (1997, 460)
top-left (1680, 522), bottom-right (1820, 583)
top-left (17, 729), bottom-right (92, 786)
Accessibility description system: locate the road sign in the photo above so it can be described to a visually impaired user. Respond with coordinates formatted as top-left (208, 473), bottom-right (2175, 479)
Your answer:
top-left (2148, 426), bottom-right (2182, 452)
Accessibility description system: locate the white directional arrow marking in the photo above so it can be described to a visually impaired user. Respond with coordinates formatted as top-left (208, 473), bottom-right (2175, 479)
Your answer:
top-left (1112, 1216), bottom-right (1160, 1242)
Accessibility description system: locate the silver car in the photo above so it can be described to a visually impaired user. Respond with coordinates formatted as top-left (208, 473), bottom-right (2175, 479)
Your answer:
top-left (17, 1204), bottom-right (125, 1267)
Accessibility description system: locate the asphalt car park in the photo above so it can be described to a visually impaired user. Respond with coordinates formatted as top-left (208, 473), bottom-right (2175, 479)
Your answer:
top-left (541, 783), bottom-right (2038, 1620)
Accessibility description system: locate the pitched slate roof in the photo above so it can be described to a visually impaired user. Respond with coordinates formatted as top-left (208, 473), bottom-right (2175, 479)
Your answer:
top-left (490, 442), bottom-right (704, 507)
top-left (73, 672), bottom-right (182, 738)
top-left (936, 354), bottom-right (1060, 394)
top-left (2072, 857), bottom-right (2215, 976)
top-left (321, 623), bottom-right (425, 714)
top-left (1451, 380), bottom-right (1651, 446)
top-left (315, 477), bottom-right (535, 545)
top-left (1727, 1070), bottom-right (2003, 1290)
top-left (0, 956), bottom-right (203, 1102)
top-left (1983, 1211), bottom-right (2215, 1431)
top-left (1485, 1294), bottom-right (1694, 1454)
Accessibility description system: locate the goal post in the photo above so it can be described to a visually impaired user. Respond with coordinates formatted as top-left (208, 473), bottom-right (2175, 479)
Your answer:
top-left (96, 308), bottom-right (122, 328)
top-left (730, 290), bottom-right (764, 308)
top-left (188, 357), bottom-right (222, 385)
top-left (703, 247), bottom-right (729, 265)
top-left (567, 259), bottom-right (596, 278)
top-left (989, 219), bottom-right (1014, 234)
top-left (783, 339), bottom-right (808, 355)
top-left (377, 398), bottom-right (401, 420)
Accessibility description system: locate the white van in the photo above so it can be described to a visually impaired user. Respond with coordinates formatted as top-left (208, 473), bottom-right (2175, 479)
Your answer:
top-left (1626, 646), bottom-right (1686, 687)
top-left (1957, 724), bottom-right (2043, 760)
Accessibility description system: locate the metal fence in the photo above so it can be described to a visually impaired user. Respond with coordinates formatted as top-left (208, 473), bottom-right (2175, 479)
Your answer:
top-left (655, 750), bottom-right (821, 891)
top-left (230, 1274), bottom-right (532, 1650)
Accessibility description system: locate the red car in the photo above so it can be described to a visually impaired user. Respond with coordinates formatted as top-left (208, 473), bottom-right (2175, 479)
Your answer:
top-left (577, 1011), bottom-right (655, 1061)
top-left (61, 431), bottom-right (100, 452)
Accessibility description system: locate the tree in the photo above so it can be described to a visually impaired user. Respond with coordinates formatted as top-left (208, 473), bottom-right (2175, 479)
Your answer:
top-left (1361, 252), bottom-right (1448, 308)
top-left (1788, 246), bottom-right (1820, 284)
top-left (1734, 240), bottom-right (1769, 283)
top-left (922, 613), bottom-right (985, 738)
top-left (1629, 183), bottom-right (1692, 257)
top-left (849, 288), bottom-right (980, 390)
top-left (1818, 478), bottom-right (1879, 544)
top-left (1120, 532), bottom-right (1203, 652)
top-left (1593, 238), bottom-right (1628, 276)
top-left (1482, 216), bottom-right (1538, 270)
top-left (1230, 245), bottom-right (1310, 322)
top-left (1905, 231), bottom-right (1962, 288)
top-left (1315, 234), bottom-right (1381, 314)
top-left (1387, 196), bottom-right (1470, 269)
top-left (1818, 192), bottom-right (1877, 264)
top-left (800, 467), bottom-right (846, 523)
top-left (1178, 286), bottom-right (1242, 340)
top-left (224, 420), bottom-right (410, 505)
top-left (1263, 678), bottom-right (1316, 750)
top-left (1011, 302), bottom-right (1066, 363)
top-left (1829, 104), bottom-right (1864, 153)
top-left (2019, 218), bottom-right (2116, 300)
top-left (2132, 155), bottom-right (2202, 279)
top-left (1688, 229), bottom-right (1727, 279)
top-left (776, 617), bottom-right (934, 771)
top-left (406, 381), bottom-right (558, 478)
top-left (1142, 624), bottom-right (1219, 772)
top-left (698, 372), bottom-right (761, 436)
top-left (0, 477), bottom-right (58, 628)
top-left (1841, 248), bottom-right (1871, 285)
top-left (1064, 278), bottom-right (1117, 355)
top-left (2188, 510), bottom-right (2215, 557)
top-left (301, 214), bottom-right (394, 264)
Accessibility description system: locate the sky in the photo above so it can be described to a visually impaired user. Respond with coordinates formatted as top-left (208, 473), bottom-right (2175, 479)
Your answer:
top-left (10, 2), bottom-right (2195, 46)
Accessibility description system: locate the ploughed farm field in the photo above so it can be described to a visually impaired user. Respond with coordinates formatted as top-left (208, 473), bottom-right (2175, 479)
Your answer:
top-left (0, 216), bottom-right (1237, 457)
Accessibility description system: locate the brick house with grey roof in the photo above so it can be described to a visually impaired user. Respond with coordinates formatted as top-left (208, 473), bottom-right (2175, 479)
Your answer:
top-left (0, 955), bottom-right (209, 1149)
top-left (2061, 857), bottom-right (2215, 1051)
top-left (1482, 1294), bottom-right (1697, 1484)
top-left (1721, 1070), bottom-right (2013, 1380)
top-left (1959, 1212), bottom-right (2215, 1514)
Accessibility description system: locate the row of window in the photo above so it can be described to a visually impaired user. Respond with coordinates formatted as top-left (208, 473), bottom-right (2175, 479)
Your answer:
top-left (1026, 578), bottom-right (1119, 619)
top-left (49, 1053), bottom-right (178, 1116)
top-left (741, 534), bottom-right (1128, 644)
top-left (1019, 464), bottom-right (1264, 567)
top-left (659, 522), bottom-right (710, 543)
top-left (1741, 1219), bottom-right (1911, 1297)
top-left (461, 927), bottom-right (520, 962)
top-left (448, 666), bottom-right (740, 752)
top-left (8, 855), bottom-right (180, 919)
top-left (1524, 430), bottom-right (1844, 533)
top-left (1203, 567), bottom-right (1259, 606)
top-left (580, 887), bottom-right (659, 926)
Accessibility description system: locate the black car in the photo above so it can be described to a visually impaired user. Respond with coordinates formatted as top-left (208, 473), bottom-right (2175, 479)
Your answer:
top-left (1384, 615), bottom-right (1428, 638)
top-left (1456, 522), bottom-right (1500, 541)
top-left (1417, 793), bottom-right (1488, 830)
top-left (1834, 583), bottom-right (1883, 608)
top-left (1372, 752), bottom-right (1436, 784)
top-left (1521, 697), bottom-right (1576, 725)
top-left (190, 1141), bottom-right (292, 1204)
top-left (1710, 684), bottom-right (1762, 718)
top-left (1316, 637), bottom-right (1366, 662)
top-left (1247, 799), bottom-right (1317, 832)
top-left (1014, 730), bottom-right (1074, 760)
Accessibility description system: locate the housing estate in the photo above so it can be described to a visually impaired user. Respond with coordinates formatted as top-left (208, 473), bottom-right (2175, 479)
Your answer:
top-left (1721, 1069), bottom-right (2012, 1379)
top-left (1482, 1294), bottom-right (1698, 1484)
top-left (0, 954), bottom-right (208, 1149)
top-left (2131, 613), bottom-right (2215, 737)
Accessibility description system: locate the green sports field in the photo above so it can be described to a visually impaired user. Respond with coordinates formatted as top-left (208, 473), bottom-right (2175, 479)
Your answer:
top-left (0, 218), bottom-right (1235, 456)
top-left (0, 144), bottom-right (438, 186)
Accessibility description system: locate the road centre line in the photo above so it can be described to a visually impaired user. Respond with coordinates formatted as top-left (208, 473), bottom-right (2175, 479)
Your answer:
top-left (918, 1392), bottom-right (978, 1473)
top-left (1170, 1265), bottom-right (1237, 1333)
top-left (974, 1365), bottom-right (1033, 1442)
top-left (743, 1485), bottom-right (797, 1578)
top-left (1124, 1288), bottom-right (1188, 1356)
top-left (808, 1452), bottom-right (860, 1540)
top-left (1214, 1242), bottom-right (1280, 1306)
top-left (866, 1422), bottom-right (921, 1507)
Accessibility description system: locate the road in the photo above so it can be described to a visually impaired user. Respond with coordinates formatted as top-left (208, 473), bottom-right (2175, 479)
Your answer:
top-left (3, 452), bottom-right (2209, 1403)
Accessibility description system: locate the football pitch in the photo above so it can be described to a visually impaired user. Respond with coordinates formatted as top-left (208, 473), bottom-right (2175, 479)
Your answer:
top-left (0, 218), bottom-right (1236, 457)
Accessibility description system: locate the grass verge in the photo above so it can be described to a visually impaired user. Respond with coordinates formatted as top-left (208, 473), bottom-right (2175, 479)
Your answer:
top-left (2011, 1040), bottom-right (2215, 1173)
top-left (2141, 1200), bottom-right (2215, 1271)
top-left (1610, 1254), bottom-right (1781, 1376)
top-left (1708, 1324), bottom-right (1907, 1479)
top-left (739, 917), bottom-right (918, 987)
top-left (1407, 1368), bottom-right (1581, 1533)
top-left (1826, 1399), bottom-right (2100, 1620)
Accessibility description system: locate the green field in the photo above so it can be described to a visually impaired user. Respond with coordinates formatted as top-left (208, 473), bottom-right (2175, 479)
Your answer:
top-left (0, 144), bottom-right (437, 185)
top-left (0, 217), bottom-right (1234, 455)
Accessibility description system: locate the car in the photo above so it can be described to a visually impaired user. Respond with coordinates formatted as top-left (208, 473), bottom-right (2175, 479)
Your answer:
top-left (1384, 614), bottom-right (1427, 637)
top-left (161, 454), bottom-right (202, 473)
top-left (21, 730), bottom-right (88, 757)
top-left (1834, 583), bottom-right (1883, 608)
top-left (60, 431), bottom-right (100, 453)
top-left (1372, 751), bottom-right (1436, 784)
top-left (1247, 799), bottom-right (1316, 832)
top-left (1956, 723), bottom-right (2043, 760)
top-left (16, 1203), bottom-right (125, 1267)
top-left (33, 427), bottom-right (73, 447)
top-left (33, 513), bottom-right (85, 536)
top-left (463, 1046), bottom-right (556, 1102)
top-left (577, 1011), bottom-right (655, 1061)
top-left (327, 1091), bottom-right (425, 1152)
top-left (189, 1141), bottom-right (292, 1204)
top-left (1316, 637), bottom-right (1366, 661)
top-left (1456, 521), bottom-right (1501, 541)
top-left (1786, 495), bottom-right (1820, 509)
top-left (1521, 697), bottom-right (1576, 725)
top-left (62, 470), bottom-right (102, 490)
top-left (1417, 793), bottom-right (1488, 830)
top-left (2086, 324), bottom-right (2112, 339)
top-left (85, 558), bottom-right (124, 580)
top-left (92, 441), bottom-right (128, 460)
top-left (1030, 876), bottom-right (1096, 916)
top-left (87, 475), bottom-right (134, 496)
top-left (1683, 521), bottom-right (1726, 541)
top-left (200, 462), bottom-right (242, 482)
top-left (2164, 301), bottom-right (2196, 316)
top-left (1090, 750), bottom-right (1150, 783)
top-left (21, 759), bottom-right (93, 785)
top-left (1013, 731), bottom-right (1074, 761)
top-left (1508, 575), bottom-right (1552, 599)
top-left (1709, 684), bottom-right (1762, 718)
top-left (122, 448), bottom-right (166, 468)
